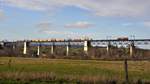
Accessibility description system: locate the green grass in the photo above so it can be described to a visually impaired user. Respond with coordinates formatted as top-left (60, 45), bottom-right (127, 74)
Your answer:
top-left (0, 57), bottom-right (149, 83)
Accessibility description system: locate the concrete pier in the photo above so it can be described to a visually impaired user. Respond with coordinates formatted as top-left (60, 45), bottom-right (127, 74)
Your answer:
top-left (106, 42), bottom-right (111, 55)
top-left (66, 44), bottom-right (69, 56)
top-left (84, 41), bottom-right (88, 55)
top-left (51, 45), bottom-right (54, 55)
top-left (13, 44), bottom-right (15, 50)
top-left (23, 42), bottom-right (27, 55)
top-left (129, 42), bottom-right (134, 57)
top-left (106, 45), bottom-right (109, 53)
top-left (37, 45), bottom-right (40, 56)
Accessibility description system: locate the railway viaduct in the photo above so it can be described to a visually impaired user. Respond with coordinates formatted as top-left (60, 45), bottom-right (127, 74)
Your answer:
top-left (1, 39), bottom-right (149, 57)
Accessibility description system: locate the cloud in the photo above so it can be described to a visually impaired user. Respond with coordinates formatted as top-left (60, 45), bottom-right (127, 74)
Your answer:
top-left (35, 21), bottom-right (95, 39)
top-left (36, 21), bottom-right (93, 33)
top-left (143, 21), bottom-right (150, 27)
top-left (2, 0), bottom-right (150, 18)
top-left (36, 21), bottom-right (53, 32)
top-left (2, 0), bottom-right (52, 11)
top-left (44, 31), bottom-right (74, 35)
top-left (44, 30), bottom-right (95, 39)
top-left (0, 10), bottom-right (5, 20)
top-left (121, 23), bottom-right (133, 26)
top-left (65, 21), bottom-right (93, 28)
top-left (2, 0), bottom-right (65, 12)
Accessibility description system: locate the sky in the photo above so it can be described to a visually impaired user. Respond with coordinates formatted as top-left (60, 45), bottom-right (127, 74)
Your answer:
top-left (0, 0), bottom-right (150, 41)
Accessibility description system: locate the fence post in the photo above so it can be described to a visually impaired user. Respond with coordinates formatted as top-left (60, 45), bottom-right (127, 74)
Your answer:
top-left (124, 59), bottom-right (129, 84)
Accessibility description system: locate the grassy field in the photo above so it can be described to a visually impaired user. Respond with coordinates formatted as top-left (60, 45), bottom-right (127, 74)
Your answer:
top-left (0, 57), bottom-right (149, 84)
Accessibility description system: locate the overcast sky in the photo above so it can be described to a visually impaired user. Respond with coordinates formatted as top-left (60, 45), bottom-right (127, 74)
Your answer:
top-left (0, 0), bottom-right (150, 40)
